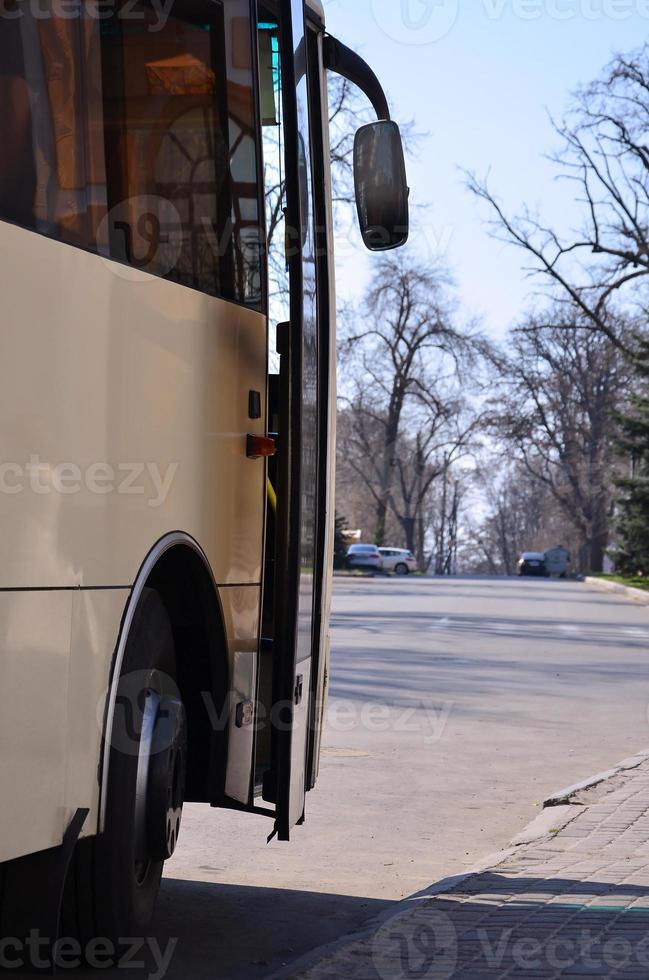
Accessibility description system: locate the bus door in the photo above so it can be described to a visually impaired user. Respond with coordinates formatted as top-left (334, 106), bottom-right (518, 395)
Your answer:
top-left (263, 0), bottom-right (326, 841)
top-left (260, 1), bottom-right (407, 840)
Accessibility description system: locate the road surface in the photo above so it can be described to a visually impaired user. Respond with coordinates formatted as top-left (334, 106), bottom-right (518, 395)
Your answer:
top-left (138, 577), bottom-right (649, 977)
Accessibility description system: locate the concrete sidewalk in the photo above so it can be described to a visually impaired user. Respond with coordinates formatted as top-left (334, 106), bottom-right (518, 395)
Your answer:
top-left (584, 576), bottom-right (649, 606)
top-left (277, 758), bottom-right (649, 979)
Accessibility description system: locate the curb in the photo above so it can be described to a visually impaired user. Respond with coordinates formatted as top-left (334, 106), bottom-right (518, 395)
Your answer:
top-left (266, 750), bottom-right (649, 980)
top-left (584, 576), bottom-right (649, 605)
top-left (543, 747), bottom-right (649, 807)
top-left (509, 803), bottom-right (580, 845)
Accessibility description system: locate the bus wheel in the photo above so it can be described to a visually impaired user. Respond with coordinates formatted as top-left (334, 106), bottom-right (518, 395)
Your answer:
top-left (65, 588), bottom-right (186, 944)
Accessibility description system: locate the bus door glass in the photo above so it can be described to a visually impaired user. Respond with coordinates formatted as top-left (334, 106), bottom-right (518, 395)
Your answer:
top-left (289, 0), bottom-right (319, 835)
top-left (259, 0), bottom-right (321, 839)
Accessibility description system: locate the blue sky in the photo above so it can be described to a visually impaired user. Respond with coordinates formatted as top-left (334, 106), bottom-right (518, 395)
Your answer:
top-left (322, 0), bottom-right (646, 338)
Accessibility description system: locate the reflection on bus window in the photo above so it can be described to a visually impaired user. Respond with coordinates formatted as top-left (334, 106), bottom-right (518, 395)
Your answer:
top-left (0, 17), bottom-right (108, 248)
top-left (259, 13), bottom-right (287, 372)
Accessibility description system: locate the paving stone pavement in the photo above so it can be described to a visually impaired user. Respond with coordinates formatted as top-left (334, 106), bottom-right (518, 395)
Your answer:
top-left (283, 761), bottom-right (649, 980)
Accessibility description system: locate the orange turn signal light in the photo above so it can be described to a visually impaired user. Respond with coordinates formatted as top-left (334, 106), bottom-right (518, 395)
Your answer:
top-left (247, 435), bottom-right (277, 460)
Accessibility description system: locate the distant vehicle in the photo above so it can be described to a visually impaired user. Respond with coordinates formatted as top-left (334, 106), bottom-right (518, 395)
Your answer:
top-left (544, 546), bottom-right (571, 578)
top-left (378, 548), bottom-right (418, 576)
top-left (518, 552), bottom-right (549, 577)
top-left (346, 544), bottom-right (383, 572)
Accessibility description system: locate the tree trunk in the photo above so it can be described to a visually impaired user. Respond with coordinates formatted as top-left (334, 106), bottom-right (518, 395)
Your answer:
top-left (375, 500), bottom-right (388, 547)
top-left (416, 514), bottom-right (426, 571)
top-left (375, 407), bottom-right (400, 547)
top-left (578, 540), bottom-right (589, 574)
top-left (402, 516), bottom-right (416, 555)
top-left (586, 494), bottom-right (610, 574)
top-left (588, 528), bottom-right (608, 573)
top-left (435, 464), bottom-right (449, 575)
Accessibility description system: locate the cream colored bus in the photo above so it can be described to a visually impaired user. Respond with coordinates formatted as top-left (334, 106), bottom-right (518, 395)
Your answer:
top-left (0, 0), bottom-right (408, 952)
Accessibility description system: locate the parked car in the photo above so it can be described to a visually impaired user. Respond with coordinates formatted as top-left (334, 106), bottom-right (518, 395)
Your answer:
top-left (346, 544), bottom-right (383, 572)
top-left (378, 547), bottom-right (418, 576)
top-left (518, 552), bottom-right (549, 577)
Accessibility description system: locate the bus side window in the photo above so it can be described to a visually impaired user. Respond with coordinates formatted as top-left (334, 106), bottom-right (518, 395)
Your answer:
top-left (0, 16), bottom-right (107, 248)
top-left (0, 35), bottom-right (37, 231)
top-left (0, 1), bottom-right (263, 309)
top-left (100, 0), bottom-right (262, 307)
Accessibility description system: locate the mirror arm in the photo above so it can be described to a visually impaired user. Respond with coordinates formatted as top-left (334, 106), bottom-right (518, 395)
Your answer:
top-left (323, 35), bottom-right (390, 122)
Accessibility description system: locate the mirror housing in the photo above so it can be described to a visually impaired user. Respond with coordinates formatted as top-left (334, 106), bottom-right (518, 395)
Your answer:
top-left (354, 121), bottom-right (409, 252)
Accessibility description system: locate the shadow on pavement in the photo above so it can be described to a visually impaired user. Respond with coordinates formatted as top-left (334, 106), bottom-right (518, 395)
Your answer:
top-left (22, 871), bottom-right (649, 979)
top-left (331, 579), bottom-right (636, 606)
top-left (69, 880), bottom-right (391, 980)
top-left (331, 609), bottom-right (649, 649)
top-left (329, 644), bottom-right (649, 708)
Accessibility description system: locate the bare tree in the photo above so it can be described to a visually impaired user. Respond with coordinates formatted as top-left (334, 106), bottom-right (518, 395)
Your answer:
top-left (342, 408), bottom-right (478, 564)
top-left (468, 462), bottom-right (554, 575)
top-left (338, 253), bottom-right (476, 548)
top-left (430, 461), bottom-right (467, 576)
top-left (467, 45), bottom-right (649, 354)
top-left (486, 308), bottom-right (630, 572)
top-left (397, 425), bottom-right (480, 570)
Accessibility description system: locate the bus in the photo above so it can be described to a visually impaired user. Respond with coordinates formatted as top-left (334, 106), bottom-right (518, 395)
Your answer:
top-left (0, 0), bottom-right (408, 953)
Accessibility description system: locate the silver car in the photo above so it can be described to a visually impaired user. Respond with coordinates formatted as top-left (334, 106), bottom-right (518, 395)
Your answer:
top-left (378, 548), bottom-right (418, 576)
top-left (346, 544), bottom-right (383, 572)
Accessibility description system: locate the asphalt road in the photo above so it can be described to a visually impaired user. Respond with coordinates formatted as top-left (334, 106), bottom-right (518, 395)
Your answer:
top-left (135, 577), bottom-right (649, 978)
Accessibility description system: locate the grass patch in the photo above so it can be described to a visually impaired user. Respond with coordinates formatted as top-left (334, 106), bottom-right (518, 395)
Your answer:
top-left (593, 573), bottom-right (649, 592)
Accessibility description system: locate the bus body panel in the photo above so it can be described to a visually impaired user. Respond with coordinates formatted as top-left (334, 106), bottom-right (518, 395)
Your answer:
top-left (0, 578), bottom-right (261, 864)
top-left (220, 585), bottom-right (261, 805)
top-left (0, 590), bottom-right (72, 862)
top-left (0, 220), bottom-right (266, 591)
top-left (66, 587), bottom-right (130, 843)
top-left (0, 216), bottom-right (269, 862)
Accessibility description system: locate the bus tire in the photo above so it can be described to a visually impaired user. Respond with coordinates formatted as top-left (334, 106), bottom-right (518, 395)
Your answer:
top-left (64, 587), bottom-right (186, 945)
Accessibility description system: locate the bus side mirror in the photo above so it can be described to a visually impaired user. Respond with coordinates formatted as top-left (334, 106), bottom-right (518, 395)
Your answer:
top-left (353, 121), bottom-right (409, 252)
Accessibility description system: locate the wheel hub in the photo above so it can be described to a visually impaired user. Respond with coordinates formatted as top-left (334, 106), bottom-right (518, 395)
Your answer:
top-left (135, 690), bottom-right (187, 864)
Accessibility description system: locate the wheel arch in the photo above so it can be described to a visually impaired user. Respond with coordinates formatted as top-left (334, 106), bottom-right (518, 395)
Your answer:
top-left (99, 533), bottom-right (229, 830)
